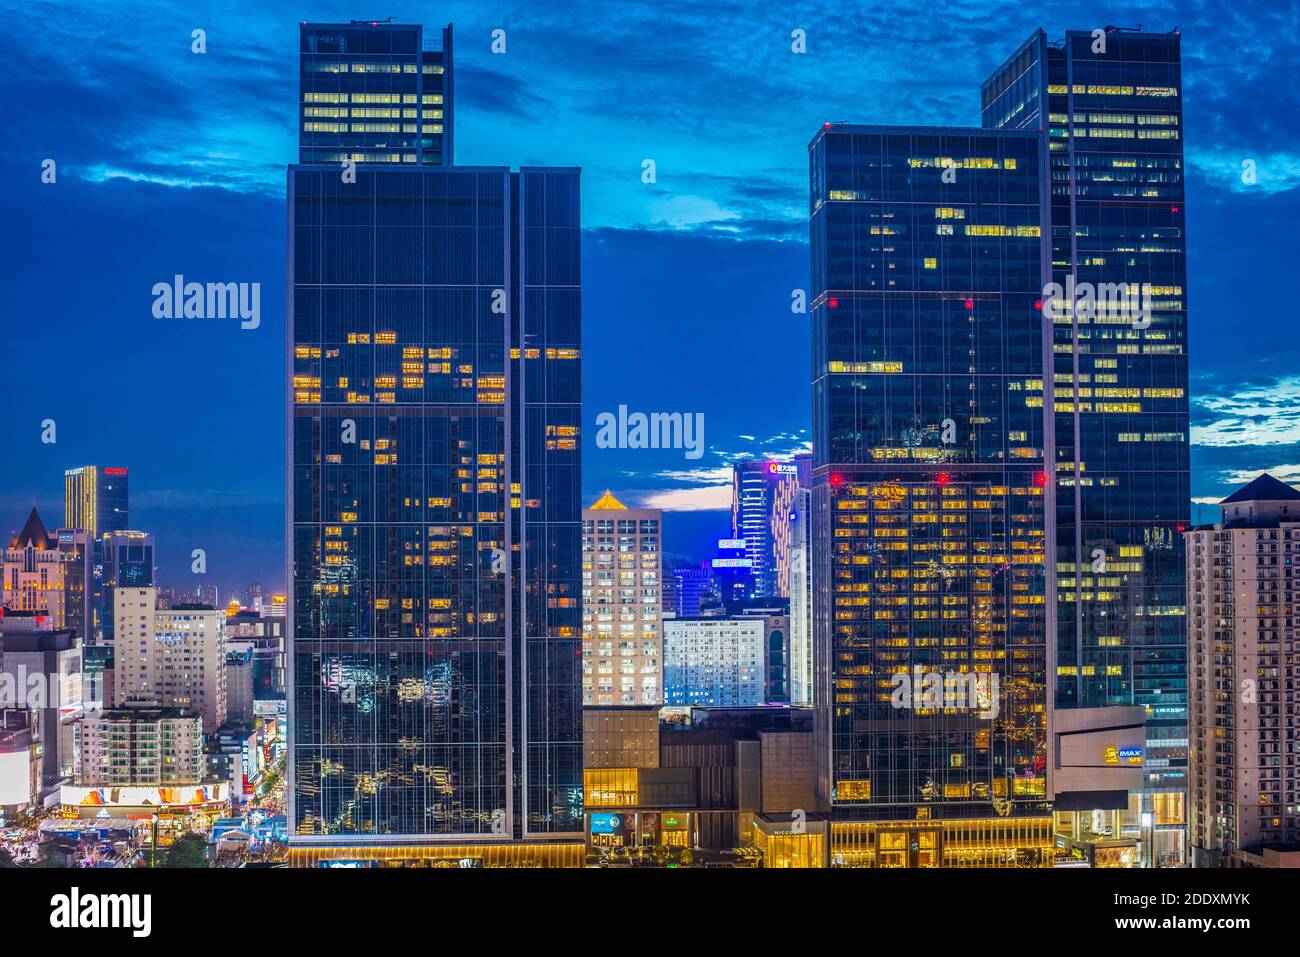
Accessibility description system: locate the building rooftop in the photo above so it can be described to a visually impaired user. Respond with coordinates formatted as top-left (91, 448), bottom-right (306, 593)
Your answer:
top-left (11, 507), bottom-right (50, 549)
top-left (1220, 473), bottom-right (1300, 505)
top-left (588, 490), bottom-right (628, 510)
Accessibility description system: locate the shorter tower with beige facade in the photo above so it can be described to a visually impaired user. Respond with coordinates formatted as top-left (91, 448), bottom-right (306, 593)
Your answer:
top-left (114, 587), bottom-right (228, 733)
top-left (582, 492), bottom-right (662, 706)
top-left (1185, 474), bottom-right (1300, 867)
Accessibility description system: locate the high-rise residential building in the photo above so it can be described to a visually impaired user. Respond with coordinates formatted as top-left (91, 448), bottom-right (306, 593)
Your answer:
top-left (299, 20), bottom-right (453, 166)
top-left (788, 487), bottom-right (813, 706)
top-left (287, 20), bottom-right (582, 865)
top-left (810, 123), bottom-right (1055, 866)
top-left (63, 466), bottom-right (129, 540)
top-left (983, 27), bottom-right (1191, 865)
top-left (76, 708), bottom-right (203, 787)
top-left (96, 529), bottom-right (155, 644)
top-left (663, 617), bottom-right (767, 708)
top-left (113, 587), bottom-right (228, 733)
top-left (1185, 475), bottom-right (1300, 868)
top-left (581, 491), bottom-right (663, 706)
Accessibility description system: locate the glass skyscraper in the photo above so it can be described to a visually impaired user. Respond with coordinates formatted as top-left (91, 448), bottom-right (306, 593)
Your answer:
top-left (810, 125), bottom-right (1053, 866)
top-left (287, 21), bottom-right (582, 866)
top-left (299, 21), bottom-right (453, 166)
top-left (98, 530), bottom-right (155, 643)
top-left (64, 466), bottom-right (129, 540)
top-left (983, 28), bottom-right (1189, 865)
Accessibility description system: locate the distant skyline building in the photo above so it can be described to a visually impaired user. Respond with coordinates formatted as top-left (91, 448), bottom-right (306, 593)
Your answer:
top-left (771, 453), bottom-right (813, 598)
top-left (711, 537), bottom-right (755, 606)
top-left (288, 19), bottom-right (582, 865)
top-left (788, 487), bottom-right (813, 706)
top-left (2, 509), bottom-right (92, 638)
top-left (582, 491), bottom-right (663, 706)
top-left (731, 461), bottom-right (781, 597)
top-left (1186, 475), bottom-right (1300, 868)
top-left (983, 27), bottom-right (1191, 865)
top-left (299, 20), bottom-right (453, 166)
top-left (63, 466), bottom-right (128, 540)
top-left (666, 563), bottom-right (711, 618)
top-left (97, 529), bottom-right (155, 644)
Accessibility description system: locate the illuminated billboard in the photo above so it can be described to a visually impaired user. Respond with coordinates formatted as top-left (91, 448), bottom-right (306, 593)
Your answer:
top-left (0, 749), bottom-right (31, 805)
top-left (60, 783), bottom-right (230, 808)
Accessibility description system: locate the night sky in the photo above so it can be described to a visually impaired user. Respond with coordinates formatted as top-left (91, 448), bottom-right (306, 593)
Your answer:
top-left (6, 1), bottom-right (1298, 591)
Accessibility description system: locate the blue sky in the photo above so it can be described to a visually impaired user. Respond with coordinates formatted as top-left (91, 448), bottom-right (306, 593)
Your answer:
top-left (4, 0), bottom-right (1299, 590)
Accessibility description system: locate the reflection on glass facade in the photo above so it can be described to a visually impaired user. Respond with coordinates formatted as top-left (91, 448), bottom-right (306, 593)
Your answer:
top-left (983, 29), bottom-right (1189, 864)
top-left (809, 127), bottom-right (1051, 852)
top-left (287, 164), bottom-right (582, 842)
top-left (300, 21), bottom-right (453, 166)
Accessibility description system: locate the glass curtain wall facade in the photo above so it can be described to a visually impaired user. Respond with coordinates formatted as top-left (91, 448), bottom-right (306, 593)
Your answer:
top-left (64, 466), bottom-right (129, 540)
top-left (299, 21), bottom-right (453, 166)
top-left (287, 164), bottom-right (581, 847)
top-left (732, 462), bottom-right (778, 597)
top-left (809, 126), bottom-right (1053, 866)
top-left (982, 29), bottom-right (1189, 865)
top-left (99, 530), bottom-right (155, 643)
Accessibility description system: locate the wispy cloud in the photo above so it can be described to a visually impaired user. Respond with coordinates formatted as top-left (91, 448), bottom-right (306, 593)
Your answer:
top-left (1218, 464), bottom-right (1300, 487)
top-left (638, 485), bottom-right (732, 511)
top-left (1192, 377), bottom-right (1300, 447)
top-left (1191, 152), bottom-right (1300, 195)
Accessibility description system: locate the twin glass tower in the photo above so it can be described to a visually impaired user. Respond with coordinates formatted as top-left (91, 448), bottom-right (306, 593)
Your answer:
top-left (285, 20), bottom-right (1188, 867)
top-left (811, 28), bottom-right (1188, 866)
top-left (287, 21), bottom-right (583, 865)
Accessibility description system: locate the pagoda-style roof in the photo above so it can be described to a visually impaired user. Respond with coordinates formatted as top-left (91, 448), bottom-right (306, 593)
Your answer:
top-left (588, 490), bottom-right (628, 510)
